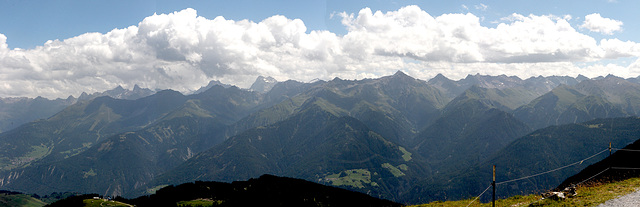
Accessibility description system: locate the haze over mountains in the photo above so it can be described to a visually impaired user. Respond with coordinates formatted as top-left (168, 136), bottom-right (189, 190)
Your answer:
top-left (1, 72), bottom-right (640, 204)
top-left (0, 85), bottom-right (155, 133)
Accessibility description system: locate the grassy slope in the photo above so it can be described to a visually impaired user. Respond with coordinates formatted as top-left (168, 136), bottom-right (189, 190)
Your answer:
top-left (0, 193), bottom-right (46, 207)
top-left (411, 177), bottom-right (640, 207)
top-left (82, 199), bottom-right (132, 207)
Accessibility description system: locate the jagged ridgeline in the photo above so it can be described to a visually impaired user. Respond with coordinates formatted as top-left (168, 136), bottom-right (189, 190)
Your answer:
top-left (2, 72), bottom-right (640, 204)
top-left (0, 85), bottom-right (154, 133)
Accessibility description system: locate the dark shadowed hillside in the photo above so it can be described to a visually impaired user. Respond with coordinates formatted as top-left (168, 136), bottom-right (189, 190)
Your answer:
top-left (47, 175), bottom-right (401, 207)
top-left (557, 135), bottom-right (640, 190)
top-left (412, 85), bottom-right (532, 175)
top-left (406, 117), bottom-right (640, 203)
top-left (0, 90), bottom-right (188, 173)
top-left (0, 86), bottom-right (270, 197)
top-left (150, 99), bottom-right (430, 201)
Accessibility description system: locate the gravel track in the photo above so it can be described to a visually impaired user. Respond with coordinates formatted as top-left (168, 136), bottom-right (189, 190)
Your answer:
top-left (598, 188), bottom-right (640, 207)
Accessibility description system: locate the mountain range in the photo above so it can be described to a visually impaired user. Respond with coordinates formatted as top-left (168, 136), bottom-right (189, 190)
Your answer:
top-left (1, 72), bottom-right (640, 204)
top-left (0, 85), bottom-right (155, 133)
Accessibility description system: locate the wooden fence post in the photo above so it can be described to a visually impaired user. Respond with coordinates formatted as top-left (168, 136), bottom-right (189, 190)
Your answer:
top-left (492, 165), bottom-right (496, 207)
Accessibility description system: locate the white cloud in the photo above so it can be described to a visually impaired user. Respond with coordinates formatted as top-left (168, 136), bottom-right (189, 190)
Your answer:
top-left (0, 6), bottom-right (639, 98)
top-left (0, 33), bottom-right (7, 52)
top-left (485, 14), bottom-right (603, 62)
top-left (340, 6), bottom-right (485, 63)
top-left (475, 4), bottom-right (488, 11)
top-left (339, 8), bottom-right (632, 63)
top-left (599, 39), bottom-right (640, 58)
top-left (580, 13), bottom-right (623, 35)
top-left (629, 58), bottom-right (640, 72)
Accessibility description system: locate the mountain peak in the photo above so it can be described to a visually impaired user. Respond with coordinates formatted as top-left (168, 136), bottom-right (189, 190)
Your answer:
top-left (577, 74), bottom-right (589, 81)
top-left (466, 73), bottom-right (480, 78)
top-left (104, 85), bottom-right (126, 96)
top-left (600, 74), bottom-right (631, 86)
top-left (78, 92), bottom-right (90, 100)
top-left (604, 74), bottom-right (622, 80)
top-left (193, 80), bottom-right (233, 94)
top-left (393, 70), bottom-right (407, 76)
top-left (76, 85), bottom-right (155, 101)
top-left (391, 70), bottom-right (413, 79)
top-left (259, 76), bottom-right (277, 83)
top-left (433, 73), bottom-right (447, 79)
top-left (308, 78), bottom-right (322, 83)
top-left (386, 70), bottom-right (414, 82)
top-left (250, 76), bottom-right (278, 93)
top-left (429, 73), bottom-right (451, 82)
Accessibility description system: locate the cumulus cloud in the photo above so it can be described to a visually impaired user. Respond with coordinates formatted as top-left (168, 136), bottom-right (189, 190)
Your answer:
top-left (339, 7), bottom-right (636, 63)
top-left (580, 13), bottom-right (623, 35)
top-left (0, 9), bottom-right (343, 98)
top-left (599, 39), bottom-right (640, 58)
top-left (0, 6), bottom-right (639, 98)
top-left (0, 33), bottom-right (7, 51)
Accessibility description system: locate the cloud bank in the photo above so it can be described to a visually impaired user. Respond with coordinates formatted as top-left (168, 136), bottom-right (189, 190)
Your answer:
top-left (1, 6), bottom-right (639, 98)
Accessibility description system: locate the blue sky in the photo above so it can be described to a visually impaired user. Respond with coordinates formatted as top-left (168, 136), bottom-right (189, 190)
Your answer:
top-left (2, 0), bottom-right (637, 49)
top-left (0, 0), bottom-right (639, 98)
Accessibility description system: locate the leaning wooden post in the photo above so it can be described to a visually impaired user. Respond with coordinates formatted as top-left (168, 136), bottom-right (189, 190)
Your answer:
top-left (609, 142), bottom-right (612, 156)
top-left (492, 165), bottom-right (496, 207)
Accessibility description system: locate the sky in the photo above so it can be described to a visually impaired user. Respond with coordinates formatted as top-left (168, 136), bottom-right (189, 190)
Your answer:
top-left (1, 0), bottom-right (639, 99)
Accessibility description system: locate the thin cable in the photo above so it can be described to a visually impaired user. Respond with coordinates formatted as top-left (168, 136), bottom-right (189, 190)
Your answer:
top-left (521, 168), bottom-right (611, 207)
top-left (611, 167), bottom-right (640, 170)
top-left (574, 167), bottom-right (610, 186)
top-left (612, 148), bottom-right (640, 152)
top-left (465, 185), bottom-right (492, 207)
top-left (525, 166), bottom-right (640, 206)
top-left (497, 149), bottom-right (608, 185)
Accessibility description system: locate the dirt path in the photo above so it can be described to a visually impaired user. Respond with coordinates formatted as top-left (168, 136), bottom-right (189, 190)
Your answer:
top-left (598, 188), bottom-right (640, 207)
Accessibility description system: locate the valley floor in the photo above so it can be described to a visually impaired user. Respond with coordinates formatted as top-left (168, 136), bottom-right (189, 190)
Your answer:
top-left (410, 177), bottom-right (640, 207)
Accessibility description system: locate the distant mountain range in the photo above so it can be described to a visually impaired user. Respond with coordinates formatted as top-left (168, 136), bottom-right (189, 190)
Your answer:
top-left (2, 72), bottom-right (640, 204)
top-left (0, 85), bottom-right (155, 133)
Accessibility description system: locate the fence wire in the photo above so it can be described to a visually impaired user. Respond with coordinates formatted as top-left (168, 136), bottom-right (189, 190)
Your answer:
top-left (465, 185), bottom-right (492, 207)
top-left (463, 143), bottom-right (640, 206)
top-left (496, 148), bottom-right (608, 185)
